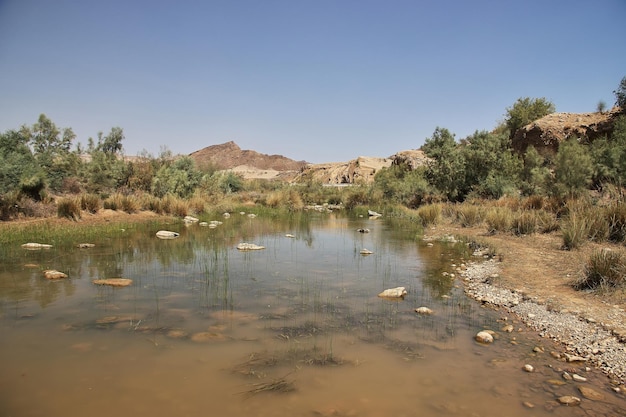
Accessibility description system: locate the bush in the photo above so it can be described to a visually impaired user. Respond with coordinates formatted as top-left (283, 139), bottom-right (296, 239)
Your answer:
top-left (485, 207), bottom-right (513, 233)
top-left (416, 204), bottom-right (441, 226)
top-left (512, 210), bottom-right (537, 235)
top-left (575, 248), bottom-right (625, 290)
top-left (265, 189), bottom-right (304, 211)
top-left (80, 194), bottom-right (101, 213)
top-left (560, 211), bottom-right (590, 250)
top-left (454, 204), bottom-right (482, 227)
top-left (607, 201), bottom-right (626, 244)
top-left (57, 197), bottom-right (81, 220)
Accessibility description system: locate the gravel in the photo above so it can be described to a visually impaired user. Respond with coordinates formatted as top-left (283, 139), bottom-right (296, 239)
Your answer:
top-left (460, 254), bottom-right (626, 385)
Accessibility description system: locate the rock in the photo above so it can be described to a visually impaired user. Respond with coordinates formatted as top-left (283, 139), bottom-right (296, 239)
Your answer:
top-left (199, 222), bottom-right (208, 226)
top-left (360, 248), bottom-right (373, 255)
top-left (572, 374), bottom-right (587, 382)
top-left (236, 243), bottom-right (265, 251)
top-left (378, 287), bottom-right (407, 298)
top-left (247, 213), bottom-right (256, 218)
top-left (285, 234), bottom-right (295, 238)
top-left (523, 364), bottom-right (534, 372)
top-left (21, 242), bottom-right (53, 250)
top-left (562, 372), bottom-right (572, 381)
top-left (92, 278), bottom-right (133, 287)
top-left (183, 215), bottom-right (199, 223)
top-left (156, 230), bottom-right (180, 239)
top-left (415, 307), bottom-right (433, 315)
top-left (475, 331), bottom-right (494, 344)
top-left (564, 353), bottom-right (588, 363)
top-left (368, 210), bottom-right (382, 217)
top-left (223, 212), bottom-right (231, 218)
top-left (43, 270), bottom-right (68, 280)
top-left (557, 396), bottom-right (581, 406)
top-left (502, 324), bottom-right (514, 333)
top-left (578, 386), bottom-right (604, 401)
top-left (77, 243), bottom-right (95, 248)
top-left (357, 228), bottom-right (370, 233)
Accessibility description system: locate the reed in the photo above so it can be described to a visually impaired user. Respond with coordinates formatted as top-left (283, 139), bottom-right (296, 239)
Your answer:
top-left (416, 203), bottom-right (441, 226)
top-left (80, 193), bottom-right (101, 213)
top-left (57, 196), bottom-right (81, 220)
top-left (484, 206), bottom-right (512, 233)
top-left (575, 248), bottom-right (626, 290)
top-left (512, 210), bottom-right (537, 236)
top-left (560, 210), bottom-right (589, 250)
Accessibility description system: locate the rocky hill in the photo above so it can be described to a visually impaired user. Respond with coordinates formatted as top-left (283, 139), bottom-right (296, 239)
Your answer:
top-left (512, 107), bottom-right (623, 156)
top-left (189, 141), bottom-right (307, 172)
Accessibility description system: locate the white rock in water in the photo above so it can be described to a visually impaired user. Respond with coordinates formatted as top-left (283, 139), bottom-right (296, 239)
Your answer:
top-left (475, 331), bottom-right (494, 344)
top-left (156, 230), bottom-right (180, 239)
top-left (223, 212), bottom-right (231, 218)
top-left (378, 287), bottom-right (407, 298)
top-left (523, 364), bottom-right (534, 373)
top-left (43, 270), bottom-right (68, 280)
top-left (236, 243), bottom-right (266, 251)
top-left (557, 396), bottom-right (581, 406)
top-left (285, 234), bottom-right (295, 238)
top-left (21, 242), bottom-right (53, 250)
top-left (415, 307), bottom-right (433, 315)
top-left (247, 213), bottom-right (256, 218)
top-left (360, 248), bottom-right (373, 255)
top-left (183, 215), bottom-right (199, 223)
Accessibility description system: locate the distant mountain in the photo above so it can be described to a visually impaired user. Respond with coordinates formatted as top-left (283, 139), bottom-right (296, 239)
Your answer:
top-left (188, 141), bottom-right (307, 171)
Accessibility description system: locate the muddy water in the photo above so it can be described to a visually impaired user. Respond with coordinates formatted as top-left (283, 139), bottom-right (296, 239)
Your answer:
top-left (1, 212), bottom-right (624, 417)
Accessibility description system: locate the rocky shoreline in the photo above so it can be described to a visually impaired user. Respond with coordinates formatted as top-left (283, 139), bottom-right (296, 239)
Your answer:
top-left (459, 251), bottom-right (626, 387)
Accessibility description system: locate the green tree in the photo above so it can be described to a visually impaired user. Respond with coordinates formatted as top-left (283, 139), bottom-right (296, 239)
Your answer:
top-left (460, 130), bottom-right (522, 198)
top-left (590, 115), bottom-right (626, 187)
top-left (374, 163), bottom-right (429, 207)
top-left (520, 146), bottom-right (551, 196)
top-left (422, 127), bottom-right (465, 201)
top-left (505, 97), bottom-right (556, 138)
top-left (614, 76), bottom-right (626, 109)
top-left (0, 129), bottom-right (40, 196)
top-left (553, 138), bottom-right (593, 197)
top-left (151, 156), bottom-right (202, 198)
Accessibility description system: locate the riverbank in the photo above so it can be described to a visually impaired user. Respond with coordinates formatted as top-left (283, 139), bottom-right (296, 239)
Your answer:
top-left (424, 220), bottom-right (626, 386)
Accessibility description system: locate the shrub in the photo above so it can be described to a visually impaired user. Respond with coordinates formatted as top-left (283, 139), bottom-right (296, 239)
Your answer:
top-left (560, 211), bottom-right (589, 250)
top-left (80, 194), bottom-right (101, 213)
top-left (454, 204), bottom-right (482, 227)
top-left (265, 189), bottom-right (304, 211)
top-left (344, 188), bottom-right (371, 210)
top-left (535, 210), bottom-right (560, 234)
top-left (512, 210), bottom-right (537, 235)
top-left (484, 207), bottom-right (513, 233)
top-left (57, 197), bottom-right (81, 220)
top-left (575, 249), bottom-right (625, 290)
top-left (416, 204), bottom-right (441, 226)
top-left (607, 201), bottom-right (626, 244)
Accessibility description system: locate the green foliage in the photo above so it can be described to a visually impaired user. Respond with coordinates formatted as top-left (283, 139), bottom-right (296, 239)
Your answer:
top-left (460, 130), bottom-right (522, 198)
top-left (560, 208), bottom-right (590, 250)
top-left (374, 164), bottom-right (430, 208)
top-left (151, 156), bottom-right (202, 199)
top-left (422, 127), bottom-right (465, 201)
top-left (597, 100), bottom-right (607, 113)
top-left (591, 115), bottom-right (626, 187)
top-left (553, 138), bottom-right (593, 197)
top-left (505, 97), bottom-right (555, 138)
top-left (606, 201), bottom-right (626, 244)
top-left (520, 146), bottom-right (551, 196)
top-left (614, 76), bottom-right (626, 109)
top-left (576, 249), bottom-right (626, 290)
top-left (0, 129), bottom-right (40, 195)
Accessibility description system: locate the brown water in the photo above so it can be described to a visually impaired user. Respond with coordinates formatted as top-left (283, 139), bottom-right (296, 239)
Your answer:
top-left (1, 212), bottom-right (624, 416)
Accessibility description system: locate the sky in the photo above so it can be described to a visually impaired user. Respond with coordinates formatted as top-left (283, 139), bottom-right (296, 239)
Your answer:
top-left (0, 1), bottom-right (625, 164)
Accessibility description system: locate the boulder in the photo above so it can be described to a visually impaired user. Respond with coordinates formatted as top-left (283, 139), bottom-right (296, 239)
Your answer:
top-left (475, 331), bottom-right (494, 344)
top-left (43, 270), bottom-right (68, 280)
top-left (156, 230), bottom-right (180, 239)
top-left (236, 243), bottom-right (266, 251)
top-left (183, 215), bottom-right (199, 223)
top-left (415, 307), bottom-right (433, 315)
top-left (92, 278), bottom-right (133, 287)
top-left (21, 242), bottom-right (53, 250)
top-left (378, 287), bottom-right (407, 298)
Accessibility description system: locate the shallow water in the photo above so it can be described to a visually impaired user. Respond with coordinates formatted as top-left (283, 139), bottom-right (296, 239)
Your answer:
top-left (1, 212), bottom-right (624, 416)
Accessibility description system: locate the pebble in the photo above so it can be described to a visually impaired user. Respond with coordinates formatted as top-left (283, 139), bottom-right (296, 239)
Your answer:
top-left (523, 364), bottom-right (534, 372)
top-left (475, 331), bottom-right (494, 344)
top-left (460, 258), bottom-right (626, 384)
top-left (557, 395), bottom-right (581, 406)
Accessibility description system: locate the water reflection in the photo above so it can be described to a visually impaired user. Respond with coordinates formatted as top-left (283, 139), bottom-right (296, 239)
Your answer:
top-left (0, 212), bottom-right (624, 417)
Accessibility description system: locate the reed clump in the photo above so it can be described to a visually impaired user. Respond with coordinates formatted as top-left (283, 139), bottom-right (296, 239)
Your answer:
top-left (575, 248), bottom-right (626, 290)
top-left (484, 206), bottom-right (513, 233)
top-left (512, 210), bottom-right (537, 235)
top-left (416, 203), bottom-right (441, 226)
top-left (57, 196), bottom-right (81, 220)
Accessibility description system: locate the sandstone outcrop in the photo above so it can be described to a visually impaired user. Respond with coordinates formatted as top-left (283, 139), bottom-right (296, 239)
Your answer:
top-left (512, 107), bottom-right (623, 156)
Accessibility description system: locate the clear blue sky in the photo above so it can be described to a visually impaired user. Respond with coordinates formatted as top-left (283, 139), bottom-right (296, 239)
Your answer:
top-left (1, 1), bottom-right (624, 163)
